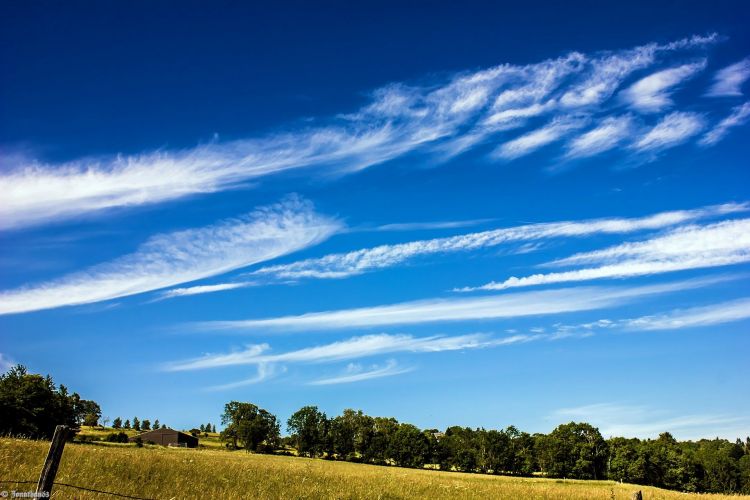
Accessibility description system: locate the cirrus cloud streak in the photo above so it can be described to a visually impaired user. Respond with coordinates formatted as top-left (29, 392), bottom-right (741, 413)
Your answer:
top-left (0, 197), bottom-right (340, 315)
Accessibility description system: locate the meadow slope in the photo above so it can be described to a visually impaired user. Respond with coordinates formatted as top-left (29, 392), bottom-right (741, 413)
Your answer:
top-left (1, 438), bottom-right (747, 500)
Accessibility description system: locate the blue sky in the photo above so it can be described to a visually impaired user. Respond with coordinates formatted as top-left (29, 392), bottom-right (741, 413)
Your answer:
top-left (1, 1), bottom-right (749, 439)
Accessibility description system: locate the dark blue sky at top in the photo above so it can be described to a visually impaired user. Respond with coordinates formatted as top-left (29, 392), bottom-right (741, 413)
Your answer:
top-left (2, 0), bottom-right (748, 158)
top-left (1, 1), bottom-right (749, 436)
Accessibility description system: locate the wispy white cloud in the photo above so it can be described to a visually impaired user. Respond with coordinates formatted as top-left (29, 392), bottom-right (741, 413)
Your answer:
top-left (308, 359), bottom-right (413, 385)
top-left (188, 279), bottom-right (711, 333)
top-left (551, 402), bottom-right (747, 440)
top-left (632, 111), bottom-right (705, 152)
top-left (555, 34), bottom-right (713, 109)
top-left (204, 363), bottom-right (279, 391)
top-left (699, 101), bottom-right (750, 146)
top-left (167, 334), bottom-right (455, 371)
top-left (565, 115), bottom-right (635, 158)
top-left (1, 35), bottom-right (725, 230)
top-left (620, 61), bottom-right (706, 113)
top-left (174, 293), bottom-right (749, 378)
top-left (374, 219), bottom-right (493, 232)
top-left (0, 197), bottom-right (340, 315)
top-left (539, 297), bottom-right (750, 339)
top-left (165, 332), bottom-right (534, 372)
top-left (158, 282), bottom-right (255, 300)
top-left (255, 203), bottom-right (747, 281)
top-left (623, 297), bottom-right (750, 331)
top-left (460, 219), bottom-right (750, 291)
top-left (706, 57), bottom-right (750, 97)
top-left (493, 116), bottom-right (588, 159)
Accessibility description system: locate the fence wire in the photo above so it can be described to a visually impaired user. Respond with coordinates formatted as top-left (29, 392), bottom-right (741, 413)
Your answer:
top-left (0, 479), bottom-right (157, 500)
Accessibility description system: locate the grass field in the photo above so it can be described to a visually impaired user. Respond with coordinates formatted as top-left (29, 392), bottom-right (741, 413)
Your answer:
top-left (2, 438), bottom-right (749, 499)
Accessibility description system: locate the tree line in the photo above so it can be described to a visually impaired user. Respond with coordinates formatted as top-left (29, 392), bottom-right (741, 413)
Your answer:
top-left (0, 366), bottom-right (215, 440)
top-left (0, 365), bottom-right (101, 439)
top-left (2, 367), bottom-right (748, 494)
top-left (221, 402), bottom-right (750, 494)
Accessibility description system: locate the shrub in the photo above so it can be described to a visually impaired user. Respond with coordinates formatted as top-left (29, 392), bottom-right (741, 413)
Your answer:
top-left (105, 431), bottom-right (129, 443)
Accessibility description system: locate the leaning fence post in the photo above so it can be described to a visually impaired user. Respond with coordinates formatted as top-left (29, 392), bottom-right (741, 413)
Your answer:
top-left (36, 424), bottom-right (68, 496)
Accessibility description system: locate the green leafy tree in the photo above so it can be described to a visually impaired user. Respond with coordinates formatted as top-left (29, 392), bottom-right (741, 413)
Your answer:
top-left (738, 454), bottom-right (750, 494)
top-left (477, 429), bottom-right (511, 474)
top-left (697, 439), bottom-right (742, 493)
top-left (505, 426), bottom-right (536, 475)
top-left (329, 411), bottom-right (357, 458)
top-left (83, 413), bottom-right (99, 427)
top-left (607, 437), bottom-right (649, 485)
top-left (142, 419), bottom-right (151, 431)
top-left (72, 398), bottom-right (101, 426)
top-left (221, 401), bottom-right (280, 452)
top-left (132, 417), bottom-right (140, 431)
top-left (287, 406), bottom-right (327, 457)
top-left (153, 419), bottom-right (159, 429)
top-left (387, 423), bottom-right (430, 468)
top-left (536, 422), bottom-right (608, 480)
top-left (438, 426), bottom-right (479, 472)
top-left (644, 432), bottom-right (703, 491)
top-left (0, 365), bottom-right (89, 439)
top-left (124, 419), bottom-right (131, 429)
top-left (112, 417), bottom-right (122, 429)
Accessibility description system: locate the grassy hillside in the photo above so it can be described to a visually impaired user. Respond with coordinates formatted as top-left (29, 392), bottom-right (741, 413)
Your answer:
top-left (2, 438), bottom-right (748, 499)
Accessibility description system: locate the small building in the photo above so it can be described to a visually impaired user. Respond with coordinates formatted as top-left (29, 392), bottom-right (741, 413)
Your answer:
top-left (128, 428), bottom-right (199, 448)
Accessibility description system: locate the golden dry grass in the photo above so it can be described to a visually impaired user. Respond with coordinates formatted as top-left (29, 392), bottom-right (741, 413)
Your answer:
top-left (1, 437), bottom-right (747, 499)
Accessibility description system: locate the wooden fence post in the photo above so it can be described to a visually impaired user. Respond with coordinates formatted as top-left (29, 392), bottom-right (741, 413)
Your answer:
top-left (36, 425), bottom-right (68, 496)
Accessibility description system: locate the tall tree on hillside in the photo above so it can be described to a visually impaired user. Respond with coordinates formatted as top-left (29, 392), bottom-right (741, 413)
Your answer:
top-left (476, 429), bottom-right (511, 474)
top-left (112, 417), bottom-right (122, 429)
top-left (71, 396), bottom-right (101, 427)
top-left (329, 411), bottom-right (357, 458)
top-left (133, 417), bottom-right (140, 431)
top-left (287, 406), bottom-right (327, 458)
top-left (142, 419), bottom-right (151, 431)
top-left (696, 439), bottom-right (743, 493)
top-left (536, 422), bottom-right (608, 480)
top-left (439, 426), bottom-right (479, 472)
top-left (221, 401), bottom-right (280, 452)
top-left (387, 423), bottom-right (430, 468)
top-left (739, 454), bottom-right (750, 494)
top-left (0, 365), bottom-right (84, 439)
top-left (124, 419), bottom-right (130, 429)
top-left (153, 419), bottom-right (159, 429)
top-left (83, 413), bottom-right (99, 427)
top-left (505, 426), bottom-right (536, 475)
top-left (351, 411), bottom-right (376, 461)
